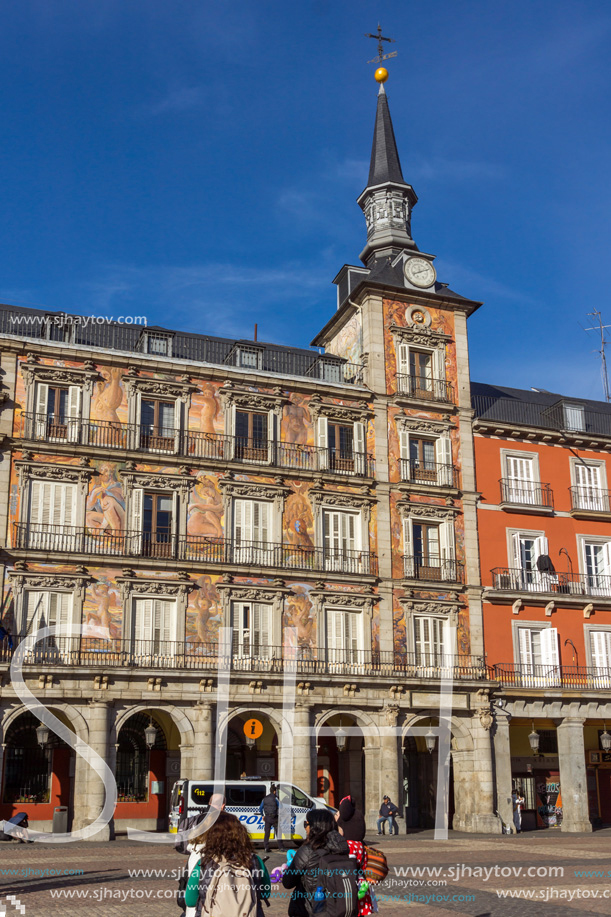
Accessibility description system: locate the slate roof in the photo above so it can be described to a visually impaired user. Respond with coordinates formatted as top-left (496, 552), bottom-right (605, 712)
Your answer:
top-left (367, 85), bottom-right (406, 187)
top-left (471, 381), bottom-right (611, 436)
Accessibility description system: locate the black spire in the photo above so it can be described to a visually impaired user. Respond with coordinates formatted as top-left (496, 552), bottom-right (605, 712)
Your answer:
top-left (367, 84), bottom-right (405, 187)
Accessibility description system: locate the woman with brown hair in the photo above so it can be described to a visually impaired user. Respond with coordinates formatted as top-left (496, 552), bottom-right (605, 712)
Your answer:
top-left (184, 811), bottom-right (267, 917)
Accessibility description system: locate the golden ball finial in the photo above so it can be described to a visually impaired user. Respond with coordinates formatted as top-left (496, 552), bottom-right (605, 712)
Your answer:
top-left (374, 67), bottom-right (388, 83)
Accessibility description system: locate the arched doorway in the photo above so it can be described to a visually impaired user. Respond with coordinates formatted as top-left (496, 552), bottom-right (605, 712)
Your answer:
top-left (317, 714), bottom-right (364, 809)
top-left (0, 711), bottom-right (73, 829)
top-left (402, 722), bottom-right (454, 830)
top-left (225, 714), bottom-right (278, 780)
top-left (114, 711), bottom-right (171, 832)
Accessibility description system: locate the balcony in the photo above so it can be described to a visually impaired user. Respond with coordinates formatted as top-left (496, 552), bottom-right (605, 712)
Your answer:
top-left (0, 637), bottom-right (487, 681)
top-left (492, 662), bottom-right (611, 691)
top-left (396, 375), bottom-right (454, 405)
top-left (12, 524), bottom-right (379, 576)
top-left (399, 459), bottom-right (459, 489)
top-left (17, 413), bottom-right (375, 477)
top-left (490, 567), bottom-right (611, 599)
top-left (403, 555), bottom-right (464, 584)
top-left (498, 479), bottom-right (554, 514)
top-left (569, 487), bottom-right (611, 520)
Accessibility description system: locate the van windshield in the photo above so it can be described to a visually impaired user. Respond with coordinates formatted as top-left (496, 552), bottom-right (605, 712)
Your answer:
top-left (278, 784), bottom-right (312, 808)
top-left (170, 781), bottom-right (184, 810)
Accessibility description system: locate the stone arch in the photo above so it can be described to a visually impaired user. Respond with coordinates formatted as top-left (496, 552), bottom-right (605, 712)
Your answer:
top-left (401, 712), bottom-right (474, 752)
top-left (111, 704), bottom-right (195, 750)
top-left (1, 702), bottom-right (89, 744)
top-left (315, 707), bottom-right (379, 749)
top-left (218, 705), bottom-right (287, 738)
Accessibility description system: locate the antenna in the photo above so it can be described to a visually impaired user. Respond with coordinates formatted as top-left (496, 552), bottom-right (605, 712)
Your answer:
top-left (365, 23), bottom-right (398, 65)
top-left (585, 310), bottom-right (611, 402)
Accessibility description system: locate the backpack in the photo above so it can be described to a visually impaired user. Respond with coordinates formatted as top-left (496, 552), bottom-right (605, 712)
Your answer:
top-left (199, 860), bottom-right (258, 917)
top-left (362, 846), bottom-right (388, 885)
top-left (313, 850), bottom-right (360, 917)
top-left (254, 855), bottom-right (271, 904)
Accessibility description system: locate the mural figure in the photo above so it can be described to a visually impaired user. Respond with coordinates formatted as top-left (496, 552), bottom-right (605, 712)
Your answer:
top-left (91, 368), bottom-right (124, 424)
top-left (285, 589), bottom-right (315, 654)
top-left (199, 383), bottom-right (220, 434)
top-left (284, 484), bottom-right (314, 551)
top-left (83, 580), bottom-right (121, 640)
top-left (86, 463), bottom-right (125, 533)
top-left (187, 474), bottom-right (224, 539)
top-left (281, 396), bottom-right (310, 446)
top-left (189, 575), bottom-right (221, 644)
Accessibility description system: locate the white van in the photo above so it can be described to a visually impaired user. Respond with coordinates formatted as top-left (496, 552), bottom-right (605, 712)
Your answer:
top-left (169, 779), bottom-right (334, 842)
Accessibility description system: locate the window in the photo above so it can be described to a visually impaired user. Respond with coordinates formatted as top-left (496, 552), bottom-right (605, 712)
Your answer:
top-left (509, 533), bottom-right (554, 590)
top-left (590, 631), bottom-right (611, 681)
top-left (278, 784), bottom-right (312, 808)
top-left (233, 499), bottom-right (273, 564)
top-left (35, 382), bottom-right (80, 441)
top-left (133, 597), bottom-right (177, 654)
top-left (563, 403), bottom-right (585, 432)
top-left (234, 410), bottom-right (269, 462)
top-left (23, 591), bottom-right (72, 656)
top-left (583, 541), bottom-right (611, 596)
top-left (414, 616), bottom-right (445, 667)
top-left (399, 431), bottom-right (453, 486)
top-left (326, 608), bottom-right (362, 664)
top-left (231, 602), bottom-right (272, 658)
top-left (317, 417), bottom-right (366, 475)
top-left (403, 518), bottom-right (456, 581)
top-left (138, 331), bottom-right (173, 356)
top-left (131, 489), bottom-right (177, 558)
top-left (323, 510), bottom-right (360, 571)
top-left (516, 625), bottom-right (560, 686)
top-left (505, 454), bottom-right (538, 505)
top-left (396, 343), bottom-right (445, 398)
top-left (235, 345), bottom-right (263, 370)
top-left (573, 462), bottom-right (607, 512)
top-left (27, 480), bottom-right (77, 549)
top-left (139, 399), bottom-right (178, 452)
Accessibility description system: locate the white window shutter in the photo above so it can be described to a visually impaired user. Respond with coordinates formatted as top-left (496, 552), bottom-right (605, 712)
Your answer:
top-left (511, 533), bottom-right (522, 570)
top-left (324, 511), bottom-right (340, 553)
top-left (48, 592), bottom-right (71, 638)
top-left (591, 631), bottom-right (611, 671)
top-left (317, 416), bottom-right (328, 469)
top-left (433, 346), bottom-right (446, 381)
top-left (134, 598), bottom-right (153, 645)
top-left (342, 512), bottom-right (358, 552)
top-left (25, 591), bottom-right (47, 633)
top-left (131, 488), bottom-right (143, 553)
top-left (354, 421), bottom-right (365, 474)
top-left (253, 501), bottom-right (270, 545)
top-left (396, 343), bottom-right (409, 377)
top-left (403, 518), bottom-right (413, 576)
top-left (435, 436), bottom-right (453, 485)
top-left (253, 603), bottom-right (272, 658)
top-left (540, 627), bottom-right (559, 667)
top-left (602, 542), bottom-right (611, 579)
top-left (35, 383), bottom-right (48, 418)
top-left (173, 400), bottom-right (182, 452)
top-left (29, 481), bottom-right (43, 524)
top-left (67, 386), bottom-right (81, 442)
top-left (399, 430), bottom-right (409, 460)
top-left (534, 535), bottom-right (549, 559)
top-left (518, 628), bottom-right (533, 669)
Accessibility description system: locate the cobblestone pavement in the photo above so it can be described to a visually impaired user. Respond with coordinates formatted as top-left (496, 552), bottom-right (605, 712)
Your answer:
top-left (0, 829), bottom-right (611, 916)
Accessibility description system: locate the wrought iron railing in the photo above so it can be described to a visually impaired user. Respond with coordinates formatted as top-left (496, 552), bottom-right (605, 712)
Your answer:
top-left (490, 567), bottom-right (611, 597)
top-left (12, 524), bottom-right (379, 575)
top-left (403, 555), bottom-right (464, 584)
top-left (499, 479), bottom-right (554, 509)
top-left (17, 413), bottom-right (375, 477)
top-left (0, 637), bottom-right (487, 679)
top-left (491, 662), bottom-right (611, 690)
top-left (396, 375), bottom-right (454, 404)
top-left (399, 459), bottom-right (458, 488)
top-left (569, 487), bottom-right (611, 513)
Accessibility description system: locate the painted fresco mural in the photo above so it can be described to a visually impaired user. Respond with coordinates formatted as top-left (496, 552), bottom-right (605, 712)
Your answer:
top-left (325, 312), bottom-right (363, 367)
top-left (281, 394), bottom-right (313, 446)
top-left (187, 473), bottom-right (224, 539)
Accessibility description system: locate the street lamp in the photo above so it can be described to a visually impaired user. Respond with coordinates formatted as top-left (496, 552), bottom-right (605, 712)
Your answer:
top-left (36, 722), bottom-right (50, 748)
top-left (144, 719), bottom-right (157, 749)
top-left (425, 720), bottom-right (437, 754)
top-left (245, 735), bottom-right (256, 749)
top-left (601, 724), bottom-right (611, 752)
top-left (528, 722), bottom-right (540, 755)
top-left (335, 719), bottom-right (348, 753)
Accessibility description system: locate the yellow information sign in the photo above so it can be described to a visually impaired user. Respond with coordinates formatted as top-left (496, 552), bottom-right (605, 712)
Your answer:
top-left (243, 718), bottom-right (264, 740)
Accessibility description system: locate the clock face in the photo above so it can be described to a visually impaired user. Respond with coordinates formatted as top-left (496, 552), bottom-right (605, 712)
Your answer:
top-left (404, 257), bottom-right (436, 289)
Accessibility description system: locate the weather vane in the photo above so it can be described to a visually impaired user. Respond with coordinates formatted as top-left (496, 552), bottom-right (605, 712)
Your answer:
top-left (365, 23), bottom-right (397, 65)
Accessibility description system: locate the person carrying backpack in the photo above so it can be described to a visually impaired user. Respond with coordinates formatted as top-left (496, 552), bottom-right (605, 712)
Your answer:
top-left (183, 812), bottom-right (269, 917)
top-left (282, 808), bottom-right (359, 917)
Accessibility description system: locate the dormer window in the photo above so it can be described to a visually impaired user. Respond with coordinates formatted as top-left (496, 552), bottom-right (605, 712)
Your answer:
top-left (44, 315), bottom-right (75, 344)
top-left (236, 345), bottom-right (263, 370)
top-left (309, 355), bottom-right (345, 384)
top-left (137, 330), bottom-right (173, 357)
top-left (563, 402), bottom-right (585, 432)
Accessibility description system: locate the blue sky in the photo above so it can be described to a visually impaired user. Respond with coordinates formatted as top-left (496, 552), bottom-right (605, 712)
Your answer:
top-left (1, 1), bottom-right (610, 398)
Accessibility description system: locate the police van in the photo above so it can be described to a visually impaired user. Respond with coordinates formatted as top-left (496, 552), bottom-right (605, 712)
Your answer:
top-left (169, 779), bottom-right (334, 842)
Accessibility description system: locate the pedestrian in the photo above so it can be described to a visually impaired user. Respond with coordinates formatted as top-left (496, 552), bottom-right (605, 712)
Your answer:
top-left (512, 789), bottom-right (524, 834)
top-left (282, 808), bottom-right (360, 917)
top-left (184, 811), bottom-right (266, 917)
top-left (335, 794), bottom-right (366, 842)
top-left (376, 796), bottom-right (399, 836)
top-left (259, 784), bottom-right (286, 852)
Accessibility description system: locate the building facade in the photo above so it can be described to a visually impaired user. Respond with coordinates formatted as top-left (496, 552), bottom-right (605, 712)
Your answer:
top-left (474, 383), bottom-right (611, 832)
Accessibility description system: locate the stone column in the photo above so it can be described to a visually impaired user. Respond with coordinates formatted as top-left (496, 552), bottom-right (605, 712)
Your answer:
top-left (379, 707), bottom-right (401, 824)
top-left (449, 749), bottom-right (473, 831)
top-left (83, 701), bottom-right (113, 841)
top-left (493, 710), bottom-right (514, 832)
top-left (364, 743), bottom-right (380, 832)
top-left (292, 703), bottom-right (313, 795)
top-left (189, 701), bottom-right (214, 780)
top-left (557, 716), bottom-right (592, 833)
top-left (470, 708), bottom-right (500, 833)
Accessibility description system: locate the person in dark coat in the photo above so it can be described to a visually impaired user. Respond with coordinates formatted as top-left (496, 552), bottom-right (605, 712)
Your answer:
top-left (259, 784), bottom-right (286, 852)
top-left (283, 808), bottom-right (354, 917)
top-left (335, 794), bottom-right (366, 842)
